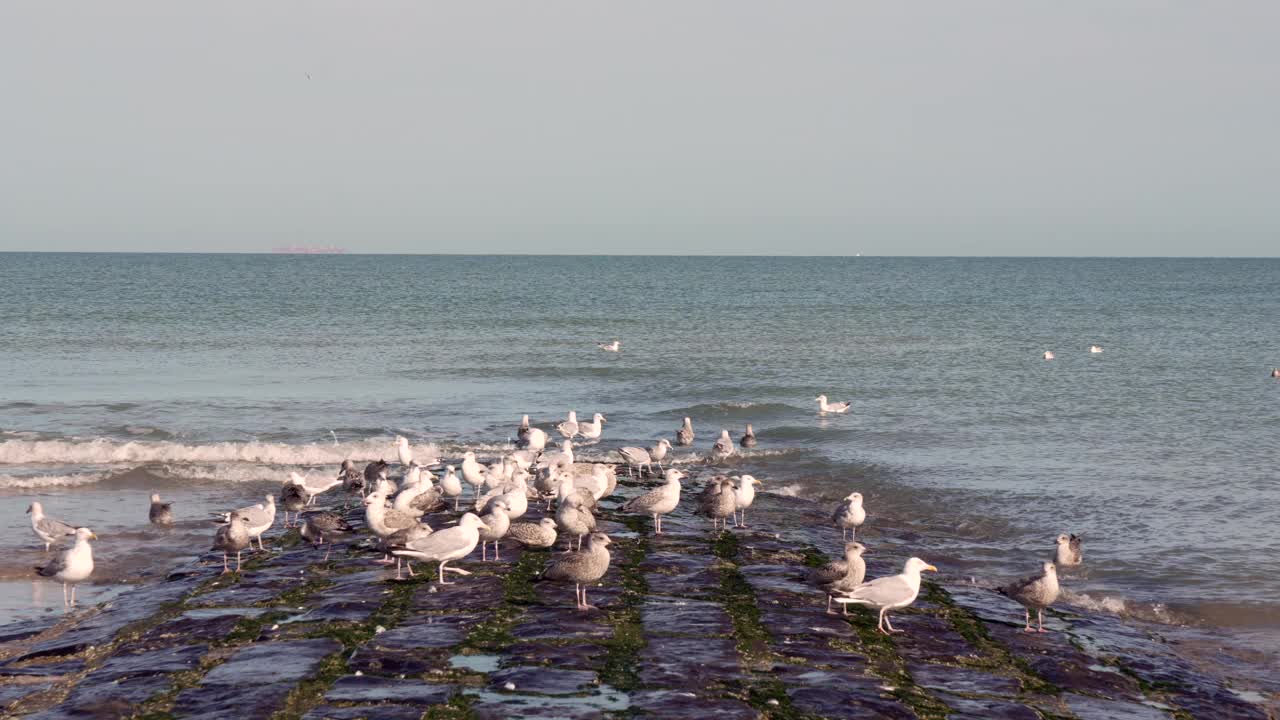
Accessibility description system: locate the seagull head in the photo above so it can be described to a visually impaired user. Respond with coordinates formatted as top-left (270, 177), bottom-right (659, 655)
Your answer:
top-left (1043, 561), bottom-right (1057, 576)
top-left (1055, 533), bottom-right (1071, 546)
top-left (846, 491), bottom-right (863, 504)
top-left (845, 541), bottom-right (866, 557)
top-left (904, 557), bottom-right (938, 574)
top-left (75, 527), bottom-right (97, 541)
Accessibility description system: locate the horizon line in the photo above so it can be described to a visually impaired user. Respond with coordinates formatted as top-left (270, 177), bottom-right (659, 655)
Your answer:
top-left (0, 250), bottom-right (1277, 259)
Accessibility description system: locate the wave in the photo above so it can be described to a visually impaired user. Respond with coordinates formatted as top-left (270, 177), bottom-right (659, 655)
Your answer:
top-left (0, 438), bottom-right (440, 468)
top-left (658, 402), bottom-right (804, 421)
top-left (0, 471), bottom-right (110, 490)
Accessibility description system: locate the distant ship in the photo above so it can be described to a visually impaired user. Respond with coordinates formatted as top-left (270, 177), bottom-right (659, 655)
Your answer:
top-left (271, 246), bottom-right (347, 255)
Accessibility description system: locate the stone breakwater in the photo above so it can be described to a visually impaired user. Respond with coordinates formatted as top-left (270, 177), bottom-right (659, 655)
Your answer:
top-left (0, 469), bottom-right (1270, 719)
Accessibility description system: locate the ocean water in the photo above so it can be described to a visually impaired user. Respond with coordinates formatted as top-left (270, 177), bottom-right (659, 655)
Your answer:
top-left (1, 253), bottom-right (1277, 653)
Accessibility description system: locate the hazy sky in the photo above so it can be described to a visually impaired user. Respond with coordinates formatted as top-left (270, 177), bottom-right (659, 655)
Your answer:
top-left (2, 2), bottom-right (1277, 255)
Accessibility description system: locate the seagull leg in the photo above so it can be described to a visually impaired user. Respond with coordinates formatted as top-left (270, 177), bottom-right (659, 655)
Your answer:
top-left (827, 595), bottom-right (833, 614)
top-left (481, 542), bottom-right (488, 561)
top-left (62, 583), bottom-right (69, 607)
top-left (884, 613), bottom-right (902, 634)
top-left (438, 561), bottom-right (452, 585)
top-left (406, 561), bottom-right (416, 577)
top-left (494, 541), bottom-right (501, 561)
top-left (1037, 609), bottom-right (1048, 633)
top-left (235, 551), bottom-right (243, 572)
top-left (324, 543), bottom-right (332, 562)
top-left (1023, 609), bottom-right (1034, 633)
top-left (222, 552), bottom-right (230, 574)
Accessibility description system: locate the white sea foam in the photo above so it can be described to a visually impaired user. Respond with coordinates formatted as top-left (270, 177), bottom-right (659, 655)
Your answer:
top-left (0, 438), bottom-right (440, 468)
top-left (0, 472), bottom-right (110, 489)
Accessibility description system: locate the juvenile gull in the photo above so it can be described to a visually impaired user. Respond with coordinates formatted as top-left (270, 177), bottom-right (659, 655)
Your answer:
top-left (649, 438), bottom-right (672, 471)
top-left (999, 561), bottom-right (1060, 633)
top-left (556, 411), bottom-right (580, 439)
top-left (340, 459), bottom-right (367, 497)
top-left (280, 482), bottom-right (307, 528)
top-left (218, 495), bottom-right (276, 551)
top-left (212, 512), bottom-right (252, 574)
top-left (698, 476), bottom-right (737, 531)
top-left (507, 517), bottom-right (558, 550)
top-left (556, 492), bottom-right (598, 551)
top-left (35, 527), bottom-right (96, 607)
top-left (362, 460), bottom-right (389, 492)
top-left (621, 469), bottom-right (685, 534)
top-left (710, 430), bottom-right (736, 460)
top-left (815, 394), bottom-right (851, 413)
top-left (149, 493), bottom-right (174, 526)
top-left (542, 532), bottom-right (612, 610)
top-left (833, 492), bottom-right (866, 541)
top-left (577, 413), bottom-right (607, 443)
top-left (477, 501), bottom-right (512, 561)
top-left (732, 475), bottom-right (762, 527)
top-left (26, 502), bottom-right (77, 552)
top-left (390, 512), bottom-right (489, 584)
top-left (806, 542), bottom-right (868, 613)
top-left (385, 521), bottom-right (434, 580)
top-left (597, 340), bottom-right (621, 352)
top-left (1054, 534), bottom-right (1083, 567)
top-left (439, 465), bottom-right (464, 510)
top-left (615, 446), bottom-right (651, 477)
top-left (396, 435), bottom-right (414, 468)
top-left (740, 424), bottom-right (757, 448)
top-left (300, 510), bottom-right (354, 560)
top-left (675, 417), bottom-right (695, 446)
top-left (833, 556), bottom-right (937, 634)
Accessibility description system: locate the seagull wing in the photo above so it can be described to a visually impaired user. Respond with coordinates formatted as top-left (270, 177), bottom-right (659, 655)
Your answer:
top-left (836, 574), bottom-right (913, 607)
top-left (37, 516), bottom-right (77, 538)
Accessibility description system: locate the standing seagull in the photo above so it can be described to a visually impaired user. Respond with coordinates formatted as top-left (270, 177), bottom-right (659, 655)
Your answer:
top-left (675, 417), bottom-right (695, 446)
top-left (339, 460), bottom-right (366, 497)
top-left (27, 502), bottom-right (77, 552)
top-left (300, 511), bottom-right (354, 561)
top-left (389, 513), bottom-right (489, 585)
top-left (833, 492), bottom-right (866, 541)
top-left (999, 561), bottom-right (1060, 633)
top-left (280, 482), bottom-right (307, 528)
top-left (597, 340), bottom-right (621, 352)
top-left (289, 471), bottom-right (342, 506)
top-left (578, 413), bottom-right (607, 443)
top-left (542, 532), bottom-right (612, 610)
top-left (615, 446), bottom-right (652, 477)
top-left (220, 495), bottom-right (277, 551)
top-left (649, 438), bottom-right (672, 472)
top-left (460, 452), bottom-right (487, 499)
top-left (396, 436), bottom-right (414, 468)
top-left (149, 493), bottom-right (174, 525)
top-left (621, 469), bottom-right (685, 534)
top-left (557, 411), bottom-right (581, 439)
top-left (698, 476), bottom-right (737, 531)
top-left (711, 430), bottom-right (736, 460)
top-left (212, 513), bottom-right (252, 574)
top-left (1054, 534), bottom-right (1083, 567)
top-left (732, 475), bottom-right (762, 528)
top-left (740, 424), bottom-right (757, 448)
top-left (439, 465), bottom-right (464, 510)
top-left (517, 414), bottom-right (531, 441)
top-left (815, 395), bottom-right (851, 413)
top-left (507, 517), bottom-right (558, 550)
top-left (520, 426), bottom-right (549, 452)
top-left (35, 527), bottom-right (96, 607)
top-left (477, 501), bottom-right (512, 561)
top-left (833, 557), bottom-right (938, 634)
top-left (806, 542), bottom-right (868, 614)
top-left (556, 492), bottom-right (597, 551)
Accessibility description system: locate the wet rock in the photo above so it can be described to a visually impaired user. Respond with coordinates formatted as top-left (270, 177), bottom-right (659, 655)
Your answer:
top-left (0, 618), bottom-right (58, 645)
top-left (140, 608), bottom-right (265, 646)
top-left (90, 644), bottom-right (206, 680)
top-left (410, 575), bottom-right (503, 612)
top-left (303, 705), bottom-right (427, 720)
top-left (501, 642), bottom-right (608, 672)
top-left (172, 638), bottom-right (340, 718)
top-left (323, 675), bottom-right (455, 704)
top-left (889, 614), bottom-right (982, 663)
top-left (629, 689), bottom-right (758, 719)
top-left (758, 605), bottom-right (857, 638)
top-left (772, 640), bottom-right (868, 667)
top-left (289, 598), bottom-right (378, 624)
top-left (48, 674), bottom-right (173, 717)
top-left (906, 662), bottom-right (1019, 696)
top-left (638, 637), bottom-right (741, 688)
top-left (641, 597), bottom-right (733, 636)
top-left (0, 659), bottom-right (86, 678)
top-left (512, 607), bottom-right (614, 640)
top-left (787, 685), bottom-right (917, 720)
top-left (0, 682), bottom-right (53, 707)
top-left (489, 666), bottom-right (598, 695)
top-left (936, 692), bottom-right (1041, 720)
top-left (469, 688), bottom-right (628, 719)
top-left (1064, 694), bottom-right (1175, 720)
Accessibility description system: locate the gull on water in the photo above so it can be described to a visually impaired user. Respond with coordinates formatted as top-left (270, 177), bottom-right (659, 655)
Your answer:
top-left (615, 446), bottom-right (652, 477)
top-left (477, 500), bottom-right (512, 561)
top-left (439, 465), bottom-right (464, 510)
top-left (280, 482), bottom-right (307, 528)
top-left (711, 430), bottom-right (736, 460)
top-left (1273, 368), bottom-right (1280, 378)
top-left (622, 469), bottom-right (685, 534)
top-left (833, 556), bottom-right (938, 634)
top-left (675, 417), bottom-right (695, 446)
top-left (300, 510), bottom-right (354, 561)
top-left (389, 512), bottom-right (489, 584)
top-left (212, 512), bottom-right (251, 574)
top-left (149, 493), bottom-right (174, 526)
top-left (999, 561), bottom-right (1060, 633)
top-left (542, 532), bottom-right (612, 610)
top-left (1054, 534), bottom-right (1083, 567)
top-left (649, 438), bottom-right (672, 472)
top-left (340, 459), bottom-right (366, 498)
top-left (396, 435), bottom-right (414, 467)
top-left (698, 476), bottom-right (737, 531)
top-left (557, 411), bottom-right (581, 439)
top-left (598, 340), bottom-right (621, 352)
top-left (806, 541), bottom-right (868, 614)
top-left (740, 424), bottom-right (757, 448)
top-left (1043, 351), bottom-right (1055, 360)
top-left (732, 475), bottom-right (762, 527)
top-left (507, 517), bottom-right (558, 549)
top-left (1089, 345), bottom-right (1104, 354)
top-left (27, 502), bottom-right (77, 552)
top-left (35, 527), bottom-right (96, 607)
top-left (833, 492), bottom-right (866, 541)
top-left (577, 413), bottom-right (607, 442)
top-left (815, 394), bottom-right (851, 413)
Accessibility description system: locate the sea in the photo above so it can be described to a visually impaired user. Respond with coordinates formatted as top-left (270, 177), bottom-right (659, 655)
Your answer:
top-left (1, 253), bottom-right (1277, 689)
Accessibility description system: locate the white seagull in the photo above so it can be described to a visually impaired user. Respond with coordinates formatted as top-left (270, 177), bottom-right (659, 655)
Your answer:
top-left (598, 340), bottom-right (621, 352)
top-left (833, 557), bottom-right (938, 634)
top-left (815, 394), bottom-right (851, 413)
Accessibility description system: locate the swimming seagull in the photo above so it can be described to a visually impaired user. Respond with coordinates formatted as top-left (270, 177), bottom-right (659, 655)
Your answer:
top-left (35, 527), bottom-right (96, 607)
top-left (615, 446), bottom-right (652, 477)
top-left (507, 517), bottom-right (558, 550)
top-left (542, 532), bottom-right (612, 610)
top-left (577, 413), bottom-right (607, 443)
top-left (300, 510), bottom-right (354, 560)
top-left (1043, 351), bottom-right (1055, 360)
top-left (675, 417), bottom-right (695, 446)
top-left (621, 469), bottom-right (685, 534)
top-left (212, 512), bottom-right (251, 574)
top-left (815, 395), bottom-right (851, 413)
top-left (711, 430), bottom-right (736, 460)
top-left (27, 502), bottom-right (77, 552)
top-left (1272, 368), bottom-right (1279, 378)
top-left (396, 436), bottom-right (414, 468)
top-left (833, 492), bottom-right (866, 541)
top-left (740, 424), bottom-right (757, 448)
top-left (833, 556), bottom-right (938, 634)
top-left (556, 411), bottom-right (580, 439)
top-left (999, 561), bottom-right (1060, 633)
top-left (389, 512), bottom-right (489, 584)
top-left (1054, 534), bottom-right (1083, 567)
top-left (149, 493), bottom-right (174, 525)
top-left (649, 438), bottom-right (672, 471)
top-left (732, 475), bottom-right (761, 527)
top-left (1089, 345), bottom-right (1104, 354)
top-left (598, 340), bottom-right (621, 352)
top-left (806, 542), bottom-right (868, 614)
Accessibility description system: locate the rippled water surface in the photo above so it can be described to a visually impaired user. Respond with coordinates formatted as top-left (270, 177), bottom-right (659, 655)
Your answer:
top-left (1, 253), bottom-right (1277, 645)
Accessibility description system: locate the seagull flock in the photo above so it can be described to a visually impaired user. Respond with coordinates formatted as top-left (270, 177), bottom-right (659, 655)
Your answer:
top-left (24, 398), bottom-right (1083, 635)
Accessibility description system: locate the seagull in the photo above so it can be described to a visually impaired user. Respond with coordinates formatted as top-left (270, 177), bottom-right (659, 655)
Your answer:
top-left (815, 395), bottom-right (851, 413)
top-left (578, 413), bottom-right (607, 442)
top-left (1089, 345), bottom-right (1104, 354)
top-left (339, 460), bottom-right (366, 497)
top-left (556, 411), bottom-right (580, 439)
top-left (477, 500), bottom-right (512, 561)
top-left (1271, 368), bottom-right (1279, 378)
top-left (806, 542), bottom-right (867, 614)
top-left (216, 495), bottom-right (276, 551)
top-left (649, 438), bottom-right (672, 471)
top-left (537, 440), bottom-right (575, 475)
top-left (289, 471), bottom-right (342, 506)
top-left (711, 430), bottom-right (736, 460)
top-left (615, 446), bottom-right (652, 477)
top-left (389, 512), bottom-right (489, 585)
top-left (621, 469), bottom-right (685, 534)
top-left (517, 414), bottom-right (532, 442)
top-left (396, 436), bottom-right (414, 468)
top-left (362, 460), bottom-right (389, 493)
top-left (212, 512), bottom-right (251, 574)
top-left (833, 556), bottom-right (937, 634)
top-left (300, 511), bottom-right (354, 561)
top-left (542, 532), bottom-right (612, 610)
top-left (35, 527), bottom-right (96, 607)
top-left (556, 490), bottom-right (597, 551)
top-left (1043, 351), bottom-right (1055, 360)
top-left (460, 452), bottom-right (487, 498)
top-left (148, 493), bottom-right (174, 525)
top-left (598, 340), bottom-right (621, 352)
top-left (675, 417), bottom-right (695, 446)
top-left (507, 518), bottom-right (558, 550)
top-left (280, 482), bottom-right (307, 528)
top-left (999, 561), bottom-right (1060, 633)
top-left (698, 476), bottom-right (737, 531)
top-left (732, 475), bottom-right (762, 527)
top-left (363, 490), bottom-right (419, 564)
top-left (1054, 534), bottom-right (1083, 567)
top-left (26, 502), bottom-right (77, 552)
top-left (833, 492), bottom-right (866, 541)
top-left (439, 465), bottom-right (464, 510)
top-left (520, 427), bottom-right (549, 452)
top-left (740, 424), bottom-right (757, 448)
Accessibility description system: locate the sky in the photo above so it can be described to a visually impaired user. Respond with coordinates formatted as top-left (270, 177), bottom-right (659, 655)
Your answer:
top-left (1, 2), bottom-right (1277, 256)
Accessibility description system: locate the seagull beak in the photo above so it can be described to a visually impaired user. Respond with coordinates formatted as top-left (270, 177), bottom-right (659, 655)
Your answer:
top-left (478, 522), bottom-right (491, 531)
top-left (924, 564), bottom-right (938, 573)
top-left (90, 533), bottom-right (99, 540)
